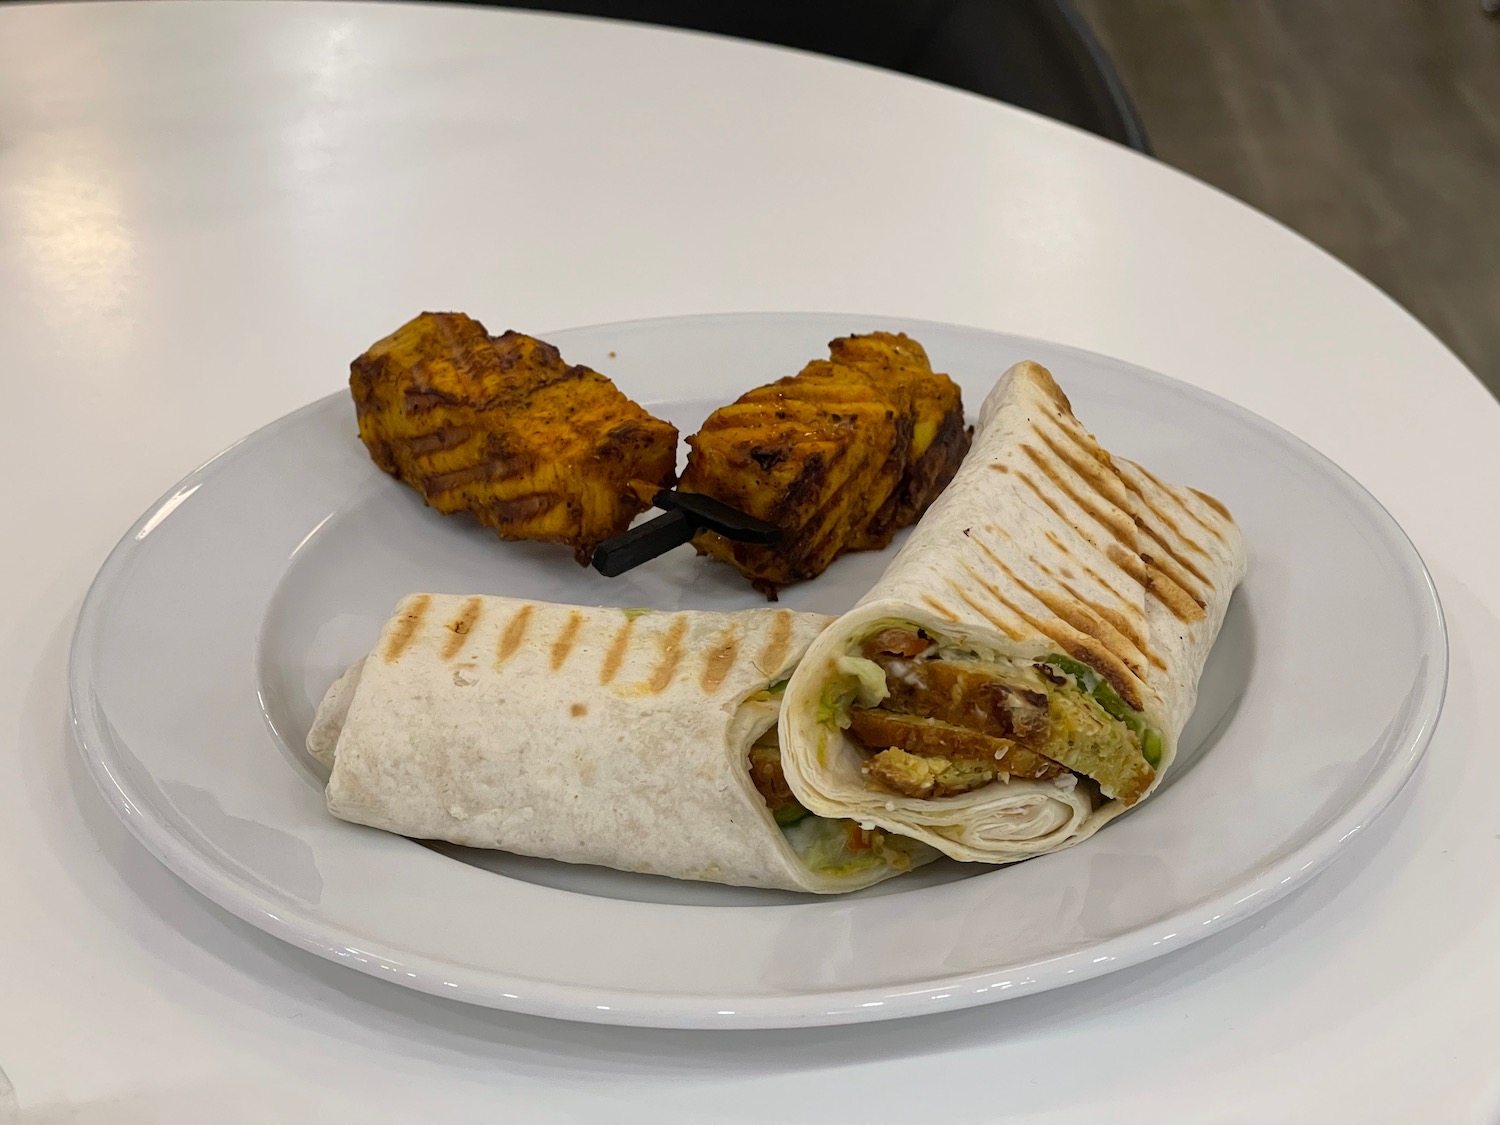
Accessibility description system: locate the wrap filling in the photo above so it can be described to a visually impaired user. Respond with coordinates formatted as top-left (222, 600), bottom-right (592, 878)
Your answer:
top-left (818, 625), bottom-right (1163, 806)
top-left (744, 683), bottom-right (929, 876)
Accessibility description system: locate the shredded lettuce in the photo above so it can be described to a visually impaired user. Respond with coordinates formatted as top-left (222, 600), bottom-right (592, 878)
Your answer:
top-left (835, 655), bottom-right (889, 707)
top-left (815, 655), bottom-right (890, 729)
top-left (782, 817), bottom-right (885, 877)
top-left (746, 675), bottom-right (792, 704)
top-left (620, 607), bottom-right (655, 621)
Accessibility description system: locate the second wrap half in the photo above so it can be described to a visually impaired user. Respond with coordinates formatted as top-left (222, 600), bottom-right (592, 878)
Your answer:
top-left (779, 361), bottom-right (1247, 863)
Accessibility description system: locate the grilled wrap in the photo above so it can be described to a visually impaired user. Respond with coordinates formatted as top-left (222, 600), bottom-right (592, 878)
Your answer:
top-left (779, 361), bottom-right (1247, 862)
top-left (308, 594), bottom-right (935, 892)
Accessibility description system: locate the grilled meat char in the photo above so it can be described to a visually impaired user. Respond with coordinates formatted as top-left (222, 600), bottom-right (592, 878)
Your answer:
top-left (351, 312), bottom-right (678, 564)
top-left (679, 332), bottom-right (970, 594)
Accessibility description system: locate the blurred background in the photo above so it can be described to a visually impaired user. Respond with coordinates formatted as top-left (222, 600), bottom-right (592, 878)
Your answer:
top-left (487, 0), bottom-right (1500, 398)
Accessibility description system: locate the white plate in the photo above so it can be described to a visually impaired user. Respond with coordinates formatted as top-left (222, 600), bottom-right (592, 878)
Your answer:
top-left (69, 312), bottom-right (1446, 1029)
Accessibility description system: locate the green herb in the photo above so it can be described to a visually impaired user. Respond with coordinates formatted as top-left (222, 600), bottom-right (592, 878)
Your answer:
top-left (773, 803), bottom-right (812, 827)
top-left (1043, 653), bottom-right (1164, 770)
top-left (620, 607), bottom-right (655, 621)
top-left (1142, 728), bottom-right (1164, 769)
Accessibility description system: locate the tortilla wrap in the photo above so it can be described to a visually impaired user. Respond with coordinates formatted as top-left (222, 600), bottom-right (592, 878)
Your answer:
top-left (780, 361), bottom-right (1247, 862)
top-left (309, 594), bottom-right (935, 892)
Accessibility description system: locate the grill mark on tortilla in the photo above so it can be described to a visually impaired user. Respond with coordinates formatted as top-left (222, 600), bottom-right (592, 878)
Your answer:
top-left (383, 595), bottom-right (430, 662)
top-left (1021, 444), bottom-right (1136, 545)
top-left (1046, 422), bottom-right (1211, 593)
top-left (1018, 453), bottom-right (1202, 619)
top-left (1189, 485), bottom-right (1234, 522)
top-left (947, 572), bottom-right (1027, 640)
top-left (549, 611), bottom-right (584, 671)
top-left (494, 603), bottom-right (533, 668)
top-left (700, 630), bottom-right (740, 693)
top-left (920, 594), bottom-right (960, 622)
top-left (964, 546), bottom-right (1147, 704)
top-left (1040, 527), bottom-right (1134, 608)
top-left (570, 703), bottom-right (587, 717)
top-left (757, 610), bottom-right (795, 675)
top-left (1180, 492), bottom-right (1231, 542)
top-left (1036, 593), bottom-right (1146, 685)
top-left (1108, 544), bottom-right (1205, 622)
top-left (1034, 558), bottom-right (1166, 670)
top-left (989, 462), bottom-right (1010, 473)
top-left (955, 565), bottom-right (1125, 695)
top-left (1036, 425), bottom-right (1136, 515)
top-left (1109, 468), bottom-right (1215, 594)
top-left (1017, 474), bottom-right (1134, 607)
top-left (648, 617), bottom-right (690, 692)
top-left (1044, 420), bottom-right (1218, 585)
top-left (599, 617), bottom-right (635, 684)
top-left (1130, 464), bottom-right (1230, 545)
top-left (1132, 514), bottom-right (1211, 593)
top-left (1017, 361), bottom-right (1074, 413)
top-left (440, 597), bottom-right (484, 660)
top-left (1115, 465), bottom-right (1211, 562)
top-left (978, 546), bottom-right (1147, 680)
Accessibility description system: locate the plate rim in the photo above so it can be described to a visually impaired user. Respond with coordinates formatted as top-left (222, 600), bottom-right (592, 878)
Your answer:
top-left (67, 311), bottom-right (1450, 1028)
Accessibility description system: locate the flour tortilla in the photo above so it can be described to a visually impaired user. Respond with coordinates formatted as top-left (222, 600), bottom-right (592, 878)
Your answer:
top-left (309, 594), bottom-right (933, 892)
top-left (780, 361), bottom-right (1247, 862)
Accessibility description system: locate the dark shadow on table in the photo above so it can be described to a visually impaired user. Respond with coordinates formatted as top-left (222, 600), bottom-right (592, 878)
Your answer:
top-left (454, 0), bottom-right (1152, 153)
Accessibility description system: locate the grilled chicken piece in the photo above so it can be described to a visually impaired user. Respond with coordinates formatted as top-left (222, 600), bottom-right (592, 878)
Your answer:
top-left (864, 747), bottom-right (997, 799)
top-left (747, 737), bottom-right (799, 812)
top-left (846, 710), bottom-right (1064, 779)
top-left (681, 365), bottom-right (907, 592)
top-left (827, 334), bottom-right (970, 550)
top-left (870, 655), bottom-right (1053, 746)
top-left (350, 313), bottom-right (678, 563)
top-left (853, 652), bottom-right (1154, 805)
top-left (679, 332), bottom-right (969, 594)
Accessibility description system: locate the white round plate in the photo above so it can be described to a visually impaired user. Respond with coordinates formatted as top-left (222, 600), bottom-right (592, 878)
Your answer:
top-left (69, 312), bottom-right (1446, 1029)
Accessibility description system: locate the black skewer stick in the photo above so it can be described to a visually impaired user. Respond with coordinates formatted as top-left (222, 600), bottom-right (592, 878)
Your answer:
top-left (592, 490), bottom-right (780, 577)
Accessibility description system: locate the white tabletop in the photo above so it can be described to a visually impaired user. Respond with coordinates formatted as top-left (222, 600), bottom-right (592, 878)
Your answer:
top-left (2, 2), bottom-right (1496, 1121)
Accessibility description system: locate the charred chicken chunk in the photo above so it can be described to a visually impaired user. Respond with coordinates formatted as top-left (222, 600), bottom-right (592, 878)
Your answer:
top-left (827, 334), bottom-right (970, 550)
top-left (679, 333), bottom-right (969, 593)
top-left (864, 747), bottom-right (999, 799)
top-left (350, 312), bottom-right (678, 563)
top-left (846, 710), bottom-right (1064, 779)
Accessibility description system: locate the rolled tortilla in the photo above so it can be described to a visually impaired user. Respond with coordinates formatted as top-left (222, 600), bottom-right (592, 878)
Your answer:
top-left (780, 361), bottom-right (1247, 862)
top-left (309, 594), bottom-right (935, 892)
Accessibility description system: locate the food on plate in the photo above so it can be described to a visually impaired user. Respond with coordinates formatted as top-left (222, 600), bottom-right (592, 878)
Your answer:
top-left (677, 332), bottom-right (969, 594)
top-left (349, 312), bottom-right (678, 564)
top-left (308, 593), bottom-right (937, 892)
top-left (778, 360), bottom-right (1247, 863)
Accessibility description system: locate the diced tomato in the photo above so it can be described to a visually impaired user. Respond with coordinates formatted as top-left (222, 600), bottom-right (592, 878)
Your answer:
top-left (844, 823), bottom-right (877, 851)
top-left (864, 628), bottom-right (932, 658)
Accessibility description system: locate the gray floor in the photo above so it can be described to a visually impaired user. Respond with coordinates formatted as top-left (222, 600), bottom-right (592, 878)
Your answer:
top-left (1077, 0), bottom-right (1500, 397)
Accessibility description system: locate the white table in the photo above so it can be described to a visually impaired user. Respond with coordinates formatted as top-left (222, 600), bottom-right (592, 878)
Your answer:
top-left (2, 3), bottom-right (1496, 1121)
